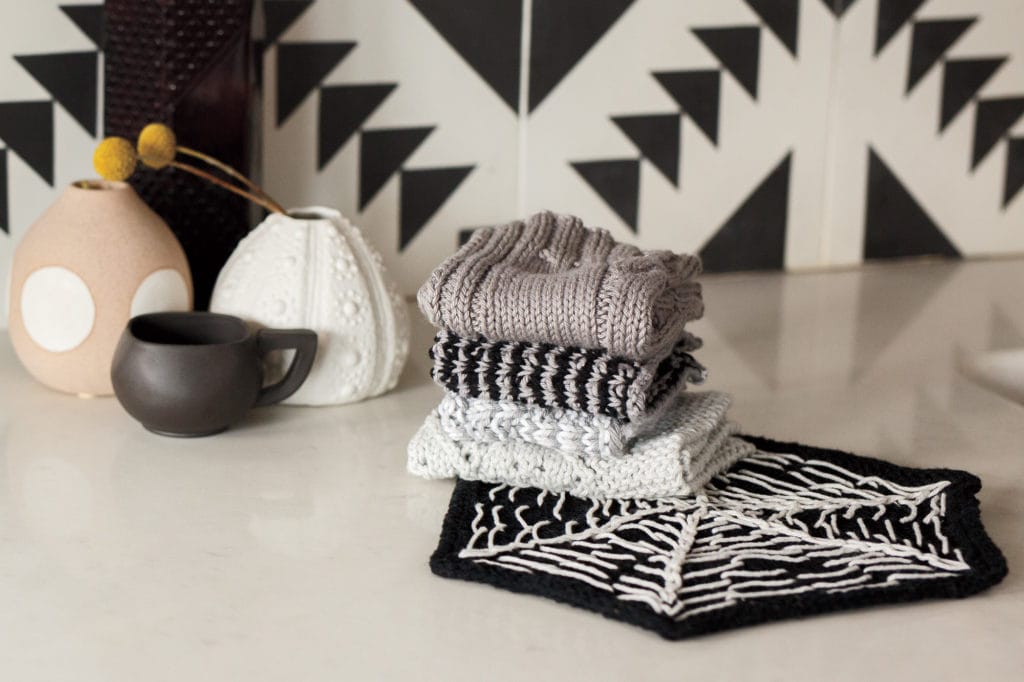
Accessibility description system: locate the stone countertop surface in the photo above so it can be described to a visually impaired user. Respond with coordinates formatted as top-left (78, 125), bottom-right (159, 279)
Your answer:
top-left (0, 258), bottom-right (1021, 681)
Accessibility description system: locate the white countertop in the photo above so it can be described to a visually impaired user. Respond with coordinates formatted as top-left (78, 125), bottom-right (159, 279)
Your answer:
top-left (1, 259), bottom-right (1022, 681)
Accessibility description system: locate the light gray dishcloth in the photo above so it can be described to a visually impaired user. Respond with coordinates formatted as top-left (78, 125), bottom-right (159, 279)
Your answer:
top-left (417, 210), bottom-right (704, 362)
top-left (437, 385), bottom-right (723, 459)
top-left (408, 392), bottom-right (754, 499)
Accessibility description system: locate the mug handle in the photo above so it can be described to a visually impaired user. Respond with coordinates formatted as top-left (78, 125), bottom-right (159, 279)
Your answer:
top-left (255, 329), bottom-right (318, 406)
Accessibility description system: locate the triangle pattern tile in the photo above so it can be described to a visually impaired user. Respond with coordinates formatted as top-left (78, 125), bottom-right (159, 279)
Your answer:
top-left (411, 0), bottom-right (522, 112)
top-left (743, 0), bottom-right (798, 56)
top-left (528, 0), bottom-right (635, 112)
top-left (263, 0), bottom-right (314, 45)
top-left (0, 101), bottom-right (54, 185)
top-left (693, 26), bottom-right (760, 99)
top-left (939, 58), bottom-right (1004, 131)
top-left (277, 41), bottom-right (355, 125)
top-left (818, 0), bottom-right (860, 19)
top-left (971, 97), bottom-right (1024, 169)
top-left (611, 113), bottom-right (680, 186)
top-left (359, 126), bottom-right (434, 209)
top-left (318, 83), bottom-right (396, 170)
top-left (875, 0), bottom-right (927, 55)
top-left (1003, 137), bottom-right (1024, 207)
top-left (699, 153), bottom-right (790, 272)
top-left (570, 159), bottom-right (640, 232)
top-left (864, 148), bottom-right (959, 260)
top-left (15, 52), bottom-right (98, 136)
top-left (906, 18), bottom-right (975, 93)
top-left (59, 4), bottom-right (105, 49)
top-left (652, 70), bottom-right (720, 145)
top-left (400, 166), bottom-right (474, 250)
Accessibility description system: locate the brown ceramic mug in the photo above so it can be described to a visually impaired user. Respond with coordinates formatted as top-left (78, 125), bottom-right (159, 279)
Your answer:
top-left (111, 312), bottom-right (317, 437)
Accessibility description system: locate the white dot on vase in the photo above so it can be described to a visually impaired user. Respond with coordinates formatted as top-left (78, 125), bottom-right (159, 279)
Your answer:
top-left (20, 266), bottom-right (96, 350)
top-left (272, 299), bottom-right (287, 315)
top-left (20, 267), bottom-right (96, 352)
top-left (131, 269), bottom-right (190, 318)
top-left (342, 301), bottom-right (358, 316)
top-left (283, 256), bottom-right (297, 267)
top-left (341, 350), bottom-right (359, 367)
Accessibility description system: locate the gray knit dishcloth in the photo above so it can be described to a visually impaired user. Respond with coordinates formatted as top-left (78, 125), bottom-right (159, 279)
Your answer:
top-left (438, 390), bottom-right (737, 459)
top-left (417, 210), bottom-right (704, 362)
top-left (409, 391), bottom-right (754, 499)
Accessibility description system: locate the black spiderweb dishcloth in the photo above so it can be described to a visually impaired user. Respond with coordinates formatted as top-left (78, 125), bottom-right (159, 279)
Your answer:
top-left (430, 436), bottom-right (1007, 639)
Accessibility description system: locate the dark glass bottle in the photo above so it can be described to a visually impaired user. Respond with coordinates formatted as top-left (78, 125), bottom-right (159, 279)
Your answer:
top-left (104, 0), bottom-right (262, 309)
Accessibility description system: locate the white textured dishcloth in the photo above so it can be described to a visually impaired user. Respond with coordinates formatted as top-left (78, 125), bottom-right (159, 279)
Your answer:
top-left (409, 392), bottom-right (753, 499)
top-left (437, 387), bottom-right (725, 458)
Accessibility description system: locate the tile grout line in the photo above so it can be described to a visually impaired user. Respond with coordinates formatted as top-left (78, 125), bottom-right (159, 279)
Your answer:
top-left (818, 2), bottom-right (846, 267)
top-left (516, 0), bottom-right (533, 218)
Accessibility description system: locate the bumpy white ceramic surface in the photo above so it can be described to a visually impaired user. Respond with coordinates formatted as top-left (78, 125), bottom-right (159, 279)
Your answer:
top-left (211, 208), bottom-right (409, 406)
top-left (0, 259), bottom-right (1021, 681)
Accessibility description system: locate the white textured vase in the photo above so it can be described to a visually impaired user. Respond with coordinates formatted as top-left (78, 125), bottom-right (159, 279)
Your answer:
top-left (210, 207), bottom-right (409, 405)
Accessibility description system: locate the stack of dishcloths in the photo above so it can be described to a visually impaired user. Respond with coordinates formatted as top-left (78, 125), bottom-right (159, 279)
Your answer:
top-left (407, 212), bottom-right (1009, 640)
top-left (408, 210), bottom-right (755, 499)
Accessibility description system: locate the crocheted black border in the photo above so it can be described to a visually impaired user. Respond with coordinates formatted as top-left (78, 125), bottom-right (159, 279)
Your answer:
top-left (430, 435), bottom-right (1008, 640)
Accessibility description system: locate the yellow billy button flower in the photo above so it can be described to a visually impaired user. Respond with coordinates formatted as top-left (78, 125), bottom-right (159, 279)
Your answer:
top-left (136, 123), bottom-right (177, 169)
top-left (92, 137), bottom-right (138, 181)
top-left (93, 121), bottom-right (287, 214)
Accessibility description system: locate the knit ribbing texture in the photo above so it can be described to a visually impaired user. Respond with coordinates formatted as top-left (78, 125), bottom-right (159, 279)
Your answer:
top-left (430, 330), bottom-right (706, 422)
top-left (409, 392), bottom-right (753, 499)
top-left (417, 211), bottom-right (704, 361)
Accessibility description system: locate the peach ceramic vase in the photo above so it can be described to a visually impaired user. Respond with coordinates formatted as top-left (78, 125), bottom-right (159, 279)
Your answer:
top-left (7, 180), bottom-right (193, 397)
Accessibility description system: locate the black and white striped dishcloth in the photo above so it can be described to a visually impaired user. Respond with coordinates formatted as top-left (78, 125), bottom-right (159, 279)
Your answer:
top-left (429, 331), bottom-right (706, 422)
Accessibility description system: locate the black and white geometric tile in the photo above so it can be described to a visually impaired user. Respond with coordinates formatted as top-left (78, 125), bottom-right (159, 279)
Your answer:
top-left (1, 0), bottom-right (1023, 307)
top-left (828, 0), bottom-right (1024, 266)
top-left (261, 0), bottom-right (508, 294)
top-left (0, 1), bottom-right (102, 310)
top-left (524, 0), bottom-right (833, 271)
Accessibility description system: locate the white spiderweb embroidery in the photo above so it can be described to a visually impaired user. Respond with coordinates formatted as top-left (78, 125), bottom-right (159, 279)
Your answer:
top-left (456, 452), bottom-right (970, 622)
